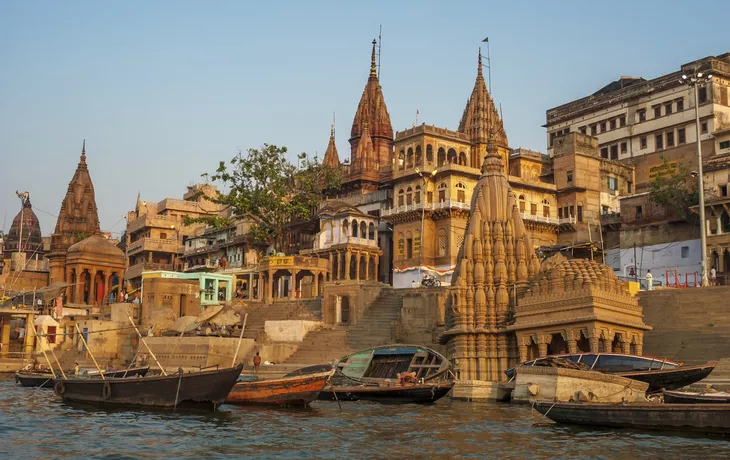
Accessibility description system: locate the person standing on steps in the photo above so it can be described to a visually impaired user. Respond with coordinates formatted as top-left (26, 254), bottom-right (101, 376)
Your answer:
top-left (645, 270), bottom-right (653, 291)
top-left (253, 351), bottom-right (262, 376)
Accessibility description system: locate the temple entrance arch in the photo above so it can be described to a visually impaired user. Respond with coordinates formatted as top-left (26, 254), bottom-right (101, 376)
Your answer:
top-left (577, 331), bottom-right (590, 353)
top-left (547, 333), bottom-right (567, 355)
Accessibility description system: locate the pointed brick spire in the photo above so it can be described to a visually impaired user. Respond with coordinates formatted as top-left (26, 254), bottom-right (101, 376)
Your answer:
top-left (349, 39), bottom-right (394, 174)
top-left (80, 139), bottom-right (87, 166)
top-left (458, 49), bottom-right (508, 148)
top-left (323, 125), bottom-right (340, 169)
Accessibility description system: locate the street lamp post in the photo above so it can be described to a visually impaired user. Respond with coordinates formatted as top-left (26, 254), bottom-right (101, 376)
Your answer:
top-left (415, 167), bottom-right (437, 284)
top-left (680, 71), bottom-right (712, 287)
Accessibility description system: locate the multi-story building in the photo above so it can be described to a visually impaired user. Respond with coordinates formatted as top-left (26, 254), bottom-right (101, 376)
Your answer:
top-left (546, 53), bottom-right (730, 284)
top-left (123, 184), bottom-right (225, 290)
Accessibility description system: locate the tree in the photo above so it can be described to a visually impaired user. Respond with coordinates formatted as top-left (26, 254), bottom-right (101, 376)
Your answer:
top-left (648, 157), bottom-right (699, 222)
top-left (190, 144), bottom-right (342, 252)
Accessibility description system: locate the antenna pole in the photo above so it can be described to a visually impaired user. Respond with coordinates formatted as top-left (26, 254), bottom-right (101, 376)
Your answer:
top-left (377, 25), bottom-right (382, 79)
top-left (486, 38), bottom-right (491, 95)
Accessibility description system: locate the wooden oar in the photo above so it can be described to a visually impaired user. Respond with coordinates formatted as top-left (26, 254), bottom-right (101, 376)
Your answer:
top-left (125, 310), bottom-right (167, 376)
top-left (230, 313), bottom-right (249, 368)
top-left (75, 323), bottom-right (105, 380)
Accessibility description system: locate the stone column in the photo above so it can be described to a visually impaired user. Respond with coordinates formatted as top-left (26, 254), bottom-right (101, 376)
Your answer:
top-left (706, 219), bottom-right (712, 236)
top-left (75, 268), bottom-right (85, 305)
top-left (518, 343), bottom-right (528, 364)
top-left (718, 215), bottom-right (723, 235)
top-left (365, 255), bottom-right (370, 281)
top-left (375, 255), bottom-right (380, 283)
top-left (290, 270), bottom-right (299, 300)
top-left (328, 253), bottom-right (333, 281)
top-left (105, 270), bottom-right (113, 304)
top-left (65, 269), bottom-right (74, 304)
top-left (567, 336), bottom-right (577, 354)
top-left (0, 317), bottom-right (10, 358)
top-left (635, 342), bottom-right (643, 356)
top-left (345, 250), bottom-right (351, 280)
top-left (621, 339), bottom-right (630, 354)
top-left (355, 253), bottom-right (361, 281)
top-left (537, 338), bottom-right (548, 358)
top-left (23, 314), bottom-right (35, 357)
top-left (266, 270), bottom-right (274, 302)
top-left (314, 271), bottom-right (320, 297)
top-left (589, 335), bottom-right (600, 353)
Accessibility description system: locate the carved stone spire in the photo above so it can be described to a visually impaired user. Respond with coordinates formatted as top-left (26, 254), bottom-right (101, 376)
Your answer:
top-left (322, 125), bottom-right (340, 169)
top-left (458, 49), bottom-right (508, 148)
top-left (349, 39), bottom-right (394, 176)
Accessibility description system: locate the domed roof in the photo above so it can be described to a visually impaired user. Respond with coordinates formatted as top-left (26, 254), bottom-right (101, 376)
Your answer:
top-left (318, 200), bottom-right (366, 218)
top-left (5, 194), bottom-right (43, 255)
top-left (68, 234), bottom-right (124, 258)
top-left (524, 257), bottom-right (630, 299)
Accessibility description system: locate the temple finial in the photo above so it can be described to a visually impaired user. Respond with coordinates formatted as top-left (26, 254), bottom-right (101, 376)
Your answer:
top-left (80, 139), bottom-right (87, 163)
top-left (370, 39), bottom-right (377, 77)
top-left (332, 111), bottom-right (336, 137)
top-left (477, 48), bottom-right (483, 78)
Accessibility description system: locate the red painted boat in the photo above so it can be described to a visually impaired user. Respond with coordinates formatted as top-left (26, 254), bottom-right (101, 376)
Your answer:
top-left (225, 370), bottom-right (334, 406)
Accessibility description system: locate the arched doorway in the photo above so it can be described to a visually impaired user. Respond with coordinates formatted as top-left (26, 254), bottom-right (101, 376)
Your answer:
top-left (547, 333), bottom-right (567, 355)
top-left (577, 331), bottom-right (590, 353)
top-left (527, 337), bottom-right (539, 360)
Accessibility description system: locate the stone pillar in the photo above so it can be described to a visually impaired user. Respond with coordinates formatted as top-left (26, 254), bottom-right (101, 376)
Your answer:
top-left (328, 253), bottom-right (333, 281)
top-left (621, 339), bottom-right (631, 354)
top-left (635, 342), bottom-right (643, 356)
top-left (589, 336), bottom-right (600, 353)
top-left (0, 317), bottom-right (10, 358)
top-left (365, 255), bottom-right (370, 281)
top-left (537, 338), bottom-right (548, 358)
top-left (355, 253), bottom-right (361, 281)
top-left (290, 270), bottom-right (299, 300)
top-left (718, 215), bottom-right (723, 235)
top-left (375, 255), bottom-right (380, 283)
top-left (257, 273), bottom-right (263, 301)
top-left (75, 268), bottom-right (85, 305)
top-left (345, 250), bottom-right (351, 280)
top-left (314, 271), bottom-right (320, 297)
top-left (267, 270), bottom-right (273, 303)
top-left (65, 269), bottom-right (74, 304)
top-left (706, 219), bottom-right (712, 236)
top-left (23, 314), bottom-right (35, 357)
top-left (518, 343), bottom-right (528, 363)
top-left (567, 336), bottom-right (577, 354)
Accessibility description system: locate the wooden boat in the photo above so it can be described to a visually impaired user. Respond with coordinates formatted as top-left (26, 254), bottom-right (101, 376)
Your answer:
top-left (15, 367), bottom-right (150, 388)
top-left (533, 402), bottom-right (730, 435)
top-left (663, 390), bottom-right (730, 404)
top-left (319, 381), bottom-right (454, 404)
top-left (334, 344), bottom-right (452, 383)
top-left (226, 369), bottom-right (333, 406)
top-left (53, 364), bottom-right (243, 411)
top-left (505, 353), bottom-right (715, 392)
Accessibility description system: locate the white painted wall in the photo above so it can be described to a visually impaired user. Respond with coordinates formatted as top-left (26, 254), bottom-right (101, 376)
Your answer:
top-left (605, 239), bottom-right (701, 286)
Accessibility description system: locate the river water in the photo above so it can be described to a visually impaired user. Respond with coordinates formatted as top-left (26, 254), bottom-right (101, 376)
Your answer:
top-left (1, 375), bottom-right (728, 459)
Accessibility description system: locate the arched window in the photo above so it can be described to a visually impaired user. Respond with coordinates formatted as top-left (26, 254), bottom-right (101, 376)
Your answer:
top-left (398, 150), bottom-right (405, 170)
top-left (405, 231), bottom-right (413, 258)
top-left (542, 199), bottom-right (551, 218)
top-left (437, 148), bottom-right (446, 167)
top-left (426, 145), bottom-right (434, 163)
top-left (437, 182), bottom-right (447, 203)
top-left (397, 189), bottom-right (404, 207)
top-left (324, 222), bottom-right (332, 243)
top-left (415, 185), bottom-right (421, 204)
top-left (455, 182), bottom-right (467, 203)
top-left (415, 145), bottom-right (422, 166)
top-left (447, 148), bottom-right (457, 164)
top-left (397, 233), bottom-right (405, 257)
top-left (360, 221), bottom-right (367, 238)
top-left (406, 186), bottom-right (413, 205)
top-left (519, 195), bottom-right (526, 213)
top-left (368, 222), bottom-right (375, 240)
top-left (352, 219), bottom-right (358, 237)
top-left (407, 148), bottom-right (414, 168)
top-left (342, 219), bottom-right (349, 236)
top-left (458, 151), bottom-right (467, 166)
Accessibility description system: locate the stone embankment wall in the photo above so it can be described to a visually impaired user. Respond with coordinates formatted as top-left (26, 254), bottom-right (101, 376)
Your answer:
top-left (639, 286), bottom-right (730, 383)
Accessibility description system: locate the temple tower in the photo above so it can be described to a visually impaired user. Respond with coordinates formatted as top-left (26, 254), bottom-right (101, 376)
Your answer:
top-left (48, 141), bottom-right (102, 285)
top-left (322, 125), bottom-right (341, 169)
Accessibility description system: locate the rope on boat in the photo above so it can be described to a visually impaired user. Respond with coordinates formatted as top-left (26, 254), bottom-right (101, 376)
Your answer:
top-left (24, 378), bottom-right (53, 398)
top-left (173, 367), bottom-right (183, 412)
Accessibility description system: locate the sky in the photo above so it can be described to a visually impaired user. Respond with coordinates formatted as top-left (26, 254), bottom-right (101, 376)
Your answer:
top-left (1, 0), bottom-right (728, 238)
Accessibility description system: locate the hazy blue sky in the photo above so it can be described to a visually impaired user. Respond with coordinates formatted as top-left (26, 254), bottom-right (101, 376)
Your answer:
top-left (1, 0), bottom-right (728, 237)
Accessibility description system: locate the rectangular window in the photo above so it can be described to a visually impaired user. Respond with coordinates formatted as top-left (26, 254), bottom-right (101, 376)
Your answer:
top-left (579, 126), bottom-right (587, 135)
top-left (699, 87), bottom-right (707, 103)
top-left (519, 200), bottom-right (525, 212)
top-left (577, 206), bottom-right (583, 222)
top-left (600, 147), bottom-right (609, 158)
top-left (590, 125), bottom-right (597, 135)
top-left (427, 191), bottom-right (433, 203)
top-left (720, 140), bottom-right (730, 150)
top-left (653, 106), bottom-right (661, 118)
top-left (406, 238), bottom-right (413, 259)
top-left (550, 132), bottom-right (556, 147)
top-left (398, 195), bottom-right (404, 206)
top-left (530, 203), bottom-right (537, 216)
top-left (619, 116), bottom-right (626, 127)
top-left (664, 102), bottom-right (673, 116)
top-left (656, 134), bottom-right (663, 149)
top-left (636, 206), bottom-right (643, 220)
top-left (600, 121), bottom-right (607, 133)
top-left (558, 208), bottom-right (563, 219)
top-left (569, 206), bottom-right (575, 217)
top-left (638, 109), bottom-right (646, 122)
top-left (628, 181), bottom-right (633, 193)
top-left (610, 119), bottom-right (616, 130)
top-left (720, 185), bottom-right (728, 197)
top-left (640, 136), bottom-right (647, 149)
top-left (702, 122), bottom-right (708, 134)
top-left (438, 190), bottom-right (445, 203)
top-left (610, 144), bottom-right (618, 160)
top-left (608, 177), bottom-right (618, 192)
top-left (543, 205), bottom-right (550, 218)
top-left (602, 205), bottom-right (609, 215)
top-left (666, 131), bottom-right (674, 147)
top-left (457, 190), bottom-right (466, 203)
top-left (676, 98), bottom-right (684, 111)
top-left (678, 128), bottom-right (686, 144)
top-left (681, 246), bottom-right (689, 259)
top-left (566, 170), bottom-right (573, 183)
top-left (438, 236), bottom-right (447, 257)
top-left (620, 142), bottom-right (627, 154)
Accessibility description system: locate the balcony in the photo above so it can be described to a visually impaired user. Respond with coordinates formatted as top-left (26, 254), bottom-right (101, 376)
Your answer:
top-left (127, 213), bottom-right (180, 234)
top-left (382, 200), bottom-right (471, 217)
top-left (127, 237), bottom-right (180, 256)
top-left (125, 262), bottom-right (174, 280)
top-left (600, 212), bottom-right (621, 229)
top-left (519, 212), bottom-right (559, 225)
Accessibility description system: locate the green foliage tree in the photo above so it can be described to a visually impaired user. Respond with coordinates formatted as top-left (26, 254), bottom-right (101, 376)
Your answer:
top-left (189, 144), bottom-right (342, 252)
top-left (648, 157), bottom-right (699, 222)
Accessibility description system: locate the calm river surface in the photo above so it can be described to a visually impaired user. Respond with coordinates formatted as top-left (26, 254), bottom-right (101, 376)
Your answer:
top-left (1, 375), bottom-right (728, 459)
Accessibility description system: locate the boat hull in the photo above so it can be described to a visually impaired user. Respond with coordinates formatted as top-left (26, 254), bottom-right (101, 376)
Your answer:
top-left (617, 364), bottom-right (715, 392)
top-left (16, 367), bottom-right (150, 388)
top-left (53, 364), bottom-right (243, 411)
top-left (225, 371), bottom-right (332, 406)
top-left (663, 390), bottom-right (730, 404)
top-left (533, 402), bottom-right (730, 435)
top-left (319, 382), bottom-right (454, 404)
